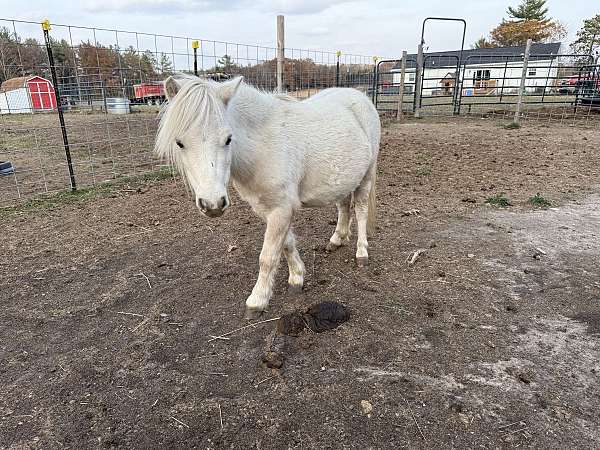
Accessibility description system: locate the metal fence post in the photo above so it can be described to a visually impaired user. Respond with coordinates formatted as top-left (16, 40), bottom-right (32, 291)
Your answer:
top-left (513, 38), bottom-right (532, 127)
top-left (276, 15), bottom-right (284, 92)
top-left (414, 43), bottom-right (424, 118)
top-left (192, 40), bottom-right (199, 76)
top-left (336, 51), bottom-right (341, 87)
top-left (396, 50), bottom-right (407, 121)
top-left (42, 19), bottom-right (77, 191)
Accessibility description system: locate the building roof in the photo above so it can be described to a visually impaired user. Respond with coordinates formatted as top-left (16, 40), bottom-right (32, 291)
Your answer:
top-left (1, 76), bottom-right (51, 92)
top-left (395, 42), bottom-right (562, 69)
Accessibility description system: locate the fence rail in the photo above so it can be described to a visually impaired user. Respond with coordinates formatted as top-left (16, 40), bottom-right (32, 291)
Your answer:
top-left (373, 48), bottom-right (600, 120)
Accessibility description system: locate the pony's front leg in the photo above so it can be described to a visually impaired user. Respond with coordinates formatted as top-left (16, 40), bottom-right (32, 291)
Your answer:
top-left (245, 208), bottom-right (293, 319)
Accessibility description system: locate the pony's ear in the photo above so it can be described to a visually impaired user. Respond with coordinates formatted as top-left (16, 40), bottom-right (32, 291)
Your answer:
top-left (216, 76), bottom-right (243, 105)
top-left (164, 76), bottom-right (180, 101)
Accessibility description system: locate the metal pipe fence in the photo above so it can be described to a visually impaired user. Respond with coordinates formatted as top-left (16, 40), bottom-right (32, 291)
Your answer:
top-left (373, 49), bottom-right (600, 122)
top-left (0, 18), bottom-right (376, 205)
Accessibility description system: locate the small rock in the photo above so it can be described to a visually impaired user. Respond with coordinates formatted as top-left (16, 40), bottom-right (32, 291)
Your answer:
top-left (506, 304), bottom-right (518, 312)
top-left (461, 197), bottom-right (476, 203)
top-left (467, 254), bottom-right (475, 258)
top-left (261, 351), bottom-right (284, 369)
top-left (518, 372), bottom-right (533, 384)
top-left (360, 400), bottom-right (373, 417)
top-left (227, 244), bottom-right (238, 253)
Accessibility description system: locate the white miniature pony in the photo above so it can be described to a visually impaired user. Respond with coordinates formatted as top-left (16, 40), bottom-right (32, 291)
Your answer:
top-left (155, 75), bottom-right (380, 318)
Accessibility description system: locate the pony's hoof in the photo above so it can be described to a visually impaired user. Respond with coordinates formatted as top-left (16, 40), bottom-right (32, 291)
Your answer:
top-left (244, 308), bottom-right (265, 320)
top-left (288, 283), bottom-right (303, 295)
top-left (326, 242), bottom-right (341, 253)
top-left (356, 256), bottom-right (369, 267)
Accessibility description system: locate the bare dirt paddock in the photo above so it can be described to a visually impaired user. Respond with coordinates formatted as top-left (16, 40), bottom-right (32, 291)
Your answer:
top-left (1, 117), bottom-right (599, 449)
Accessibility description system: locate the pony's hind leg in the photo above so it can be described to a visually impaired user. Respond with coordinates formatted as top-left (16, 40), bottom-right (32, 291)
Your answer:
top-left (327, 194), bottom-right (352, 252)
top-left (284, 229), bottom-right (305, 293)
top-left (354, 166), bottom-right (376, 267)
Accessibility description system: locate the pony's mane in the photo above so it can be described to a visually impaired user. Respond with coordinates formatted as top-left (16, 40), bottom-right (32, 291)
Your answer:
top-left (154, 77), bottom-right (224, 165)
top-left (155, 74), bottom-right (299, 169)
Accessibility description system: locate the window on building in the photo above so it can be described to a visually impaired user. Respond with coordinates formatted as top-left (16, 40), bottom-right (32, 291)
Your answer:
top-left (408, 73), bottom-right (415, 82)
top-left (528, 67), bottom-right (537, 76)
top-left (473, 69), bottom-right (491, 83)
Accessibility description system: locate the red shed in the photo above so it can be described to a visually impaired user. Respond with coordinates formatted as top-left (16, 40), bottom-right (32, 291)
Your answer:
top-left (0, 76), bottom-right (56, 111)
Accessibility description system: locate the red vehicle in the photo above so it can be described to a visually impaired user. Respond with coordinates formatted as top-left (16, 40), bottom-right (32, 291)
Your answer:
top-left (132, 82), bottom-right (165, 105)
top-left (559, 73), bottom-right (600, 95)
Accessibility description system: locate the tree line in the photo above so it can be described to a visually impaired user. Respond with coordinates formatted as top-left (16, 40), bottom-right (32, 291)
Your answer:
top-left (0, 26), bottom-right (176, 87)
top-left (0, 28), bottom-right (370, 94)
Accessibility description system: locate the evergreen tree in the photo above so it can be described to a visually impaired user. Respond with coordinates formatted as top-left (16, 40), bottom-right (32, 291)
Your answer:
top-left (507, 0), bottom-right (549, 22)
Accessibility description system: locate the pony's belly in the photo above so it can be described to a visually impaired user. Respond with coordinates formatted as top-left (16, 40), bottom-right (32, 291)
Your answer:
top-left (299, 172), bottom-right (363, 207)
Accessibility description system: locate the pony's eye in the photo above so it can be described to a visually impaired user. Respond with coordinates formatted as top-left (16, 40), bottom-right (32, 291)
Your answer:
top-left (176, 140), bottom-right (184, 149)
top-left (225, 135), bottom-right (232, 146)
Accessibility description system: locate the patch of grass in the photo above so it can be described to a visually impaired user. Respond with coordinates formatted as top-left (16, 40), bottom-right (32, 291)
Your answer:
top-left (503, 122), bottom-right (521, 130)
top-left (416, 151), bottom-right (432, 163)
top-left (528, 193), bottom-right (551, 209)
top-left (416, 167), bottom-right (432, 177)
top-left (0, 167), bottom-right (173, 218)
top-left (485, 193), bottom-right (512, 207)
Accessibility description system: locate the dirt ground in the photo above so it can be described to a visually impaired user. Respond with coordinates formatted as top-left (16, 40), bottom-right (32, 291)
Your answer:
top-left (1, 117), bottom-right (599, 449)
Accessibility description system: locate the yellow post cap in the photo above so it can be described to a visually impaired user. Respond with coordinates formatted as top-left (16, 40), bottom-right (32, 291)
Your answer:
top-left (336, 51), bottom-right (342, 57)
top-left (373, 56), bottom-right (378, 63)
top-left (192, 40), bottom-right (199, 49)
top-left (41, 19), bottom-right (51, 31)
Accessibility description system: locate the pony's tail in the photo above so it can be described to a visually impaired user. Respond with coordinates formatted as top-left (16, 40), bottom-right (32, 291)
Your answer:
top-left (367, 161), bottom-right (377, 237)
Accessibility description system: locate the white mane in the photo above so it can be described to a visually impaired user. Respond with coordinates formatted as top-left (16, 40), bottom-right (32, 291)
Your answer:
top-left (154, 77), bottom-right (225, 166)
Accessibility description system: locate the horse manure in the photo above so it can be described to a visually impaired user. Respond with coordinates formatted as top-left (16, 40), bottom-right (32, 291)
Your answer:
top-left (261, 330), bottom-right (286, 369)
top-left (278, 301), bottom-right (350, 335)
top-left (262, 302), bottom-right (349, 370)
top-left (303, 301), bottom-right (350, 333)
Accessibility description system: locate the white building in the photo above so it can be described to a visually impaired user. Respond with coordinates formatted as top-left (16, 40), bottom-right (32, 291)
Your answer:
top-left (393, 42), bottom-right (562, 97)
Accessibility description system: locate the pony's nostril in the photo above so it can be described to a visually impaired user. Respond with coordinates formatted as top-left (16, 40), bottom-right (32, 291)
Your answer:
top-left (219, 196), bottom-right (228, 209)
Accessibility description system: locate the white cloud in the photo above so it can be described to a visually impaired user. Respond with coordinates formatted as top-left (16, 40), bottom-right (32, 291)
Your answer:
top-left (83, 0), bottom-right (246, 14)
top-left (260, 0), bottom-right (352, 15)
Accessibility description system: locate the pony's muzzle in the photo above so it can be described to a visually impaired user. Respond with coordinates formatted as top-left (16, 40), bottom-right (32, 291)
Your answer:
top-left (197, 196), bottom-right (229, 218)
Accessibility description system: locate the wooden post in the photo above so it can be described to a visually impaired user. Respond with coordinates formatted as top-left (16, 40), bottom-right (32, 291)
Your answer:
top-left (414, 43), bottom-right (424, 118)
top-left (276, 15), bottom-right (284, 92)
top-left (396, 50), bottom-right (407, 121)
top-left (513, 38), bottom-right (532, 127)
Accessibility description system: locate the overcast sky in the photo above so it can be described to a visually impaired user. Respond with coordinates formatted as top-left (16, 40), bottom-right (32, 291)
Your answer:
top-left (1, 1), bottom-right (597, 61)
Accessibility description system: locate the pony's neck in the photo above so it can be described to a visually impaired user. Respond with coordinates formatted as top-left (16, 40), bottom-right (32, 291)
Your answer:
top-left (227, 84), bottom-right (275, 182)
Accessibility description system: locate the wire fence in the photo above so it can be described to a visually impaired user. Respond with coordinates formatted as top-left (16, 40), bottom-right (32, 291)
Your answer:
top-left (0, 18), bottom-right (376, 204)
top-left (1, 18), bottom-right (599, 206)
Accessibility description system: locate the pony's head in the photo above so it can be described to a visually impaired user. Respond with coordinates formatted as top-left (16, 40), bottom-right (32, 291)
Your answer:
top-left (155, 74), bottom-right (243, 218)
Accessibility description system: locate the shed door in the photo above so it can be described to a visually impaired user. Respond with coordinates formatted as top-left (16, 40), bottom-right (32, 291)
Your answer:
top-left (28, 81), bottom-right (42, 109)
